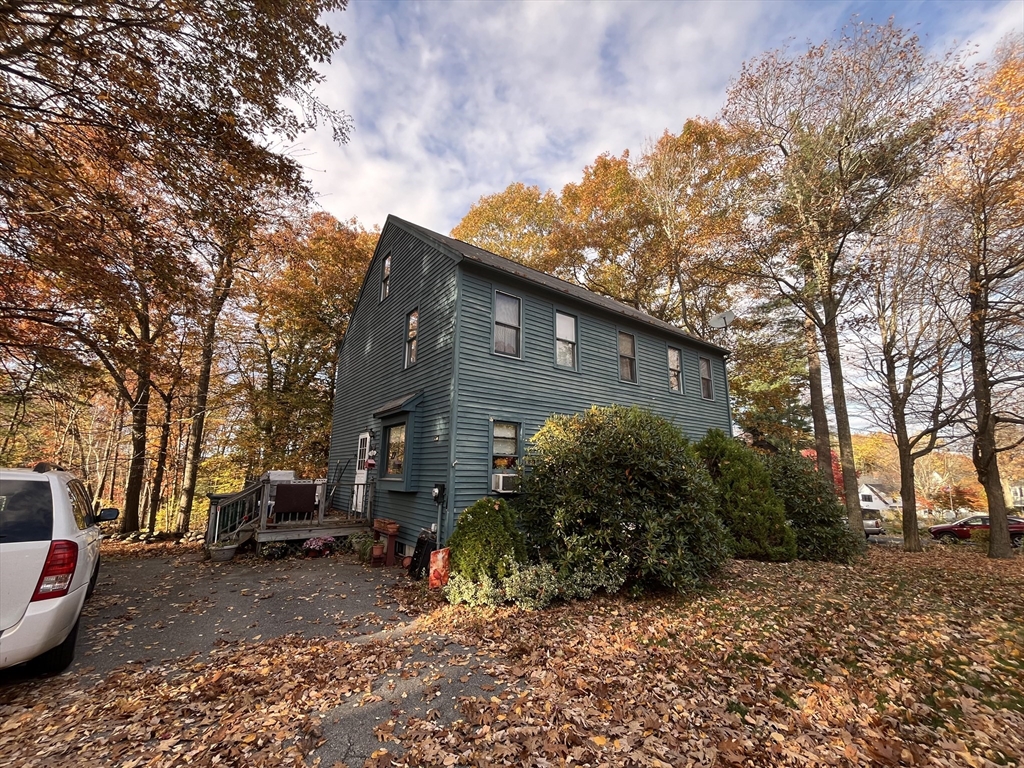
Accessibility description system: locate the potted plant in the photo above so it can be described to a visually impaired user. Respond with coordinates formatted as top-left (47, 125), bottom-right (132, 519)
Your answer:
top-left (303, 536), bottom-right (336, 557)
top-left (208, 539), bottom-right (238, 562)
top-left (371, 541), bottom-right (385, 559)
top-left (350, 531), bottom-right (375, 563)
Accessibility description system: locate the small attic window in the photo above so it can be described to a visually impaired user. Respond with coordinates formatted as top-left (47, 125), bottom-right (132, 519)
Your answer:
top-left (381, 254), bottom-right (391, 301)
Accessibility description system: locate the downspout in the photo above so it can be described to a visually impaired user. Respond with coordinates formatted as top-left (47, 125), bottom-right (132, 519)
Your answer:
top-left (723, 352), bottom-right (734, 438)
top-left (443, 267), bottom-right (464, 547)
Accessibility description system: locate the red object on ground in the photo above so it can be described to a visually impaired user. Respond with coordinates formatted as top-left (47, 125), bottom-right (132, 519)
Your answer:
top-left (429, 547), bottom-right (450, 589)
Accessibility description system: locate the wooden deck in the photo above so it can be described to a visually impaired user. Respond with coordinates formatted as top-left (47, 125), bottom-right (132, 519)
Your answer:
top-left (207, 478), bottom-right (371, 548)
top-left (254, 519), bottom-right (368, 543)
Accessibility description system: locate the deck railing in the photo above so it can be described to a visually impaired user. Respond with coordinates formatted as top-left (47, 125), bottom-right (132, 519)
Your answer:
top-left (207, 483), bottom-right (263, 546)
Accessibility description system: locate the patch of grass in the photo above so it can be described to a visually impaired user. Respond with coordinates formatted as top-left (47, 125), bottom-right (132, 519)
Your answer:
top-left (726, 701), bottom-right (749, 718)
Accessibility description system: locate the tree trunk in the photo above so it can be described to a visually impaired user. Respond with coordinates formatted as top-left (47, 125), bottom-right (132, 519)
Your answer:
top-left (895, 434), bottom-right (922, 552)
top-left (119, 381), bottom-right (150, 534)
top-left (175, 250), bottom-right (235, 533)
top-left (967, 261), bottom-right (1012, 558)
top-left (149, 391), bottom-right (173, 535)
top-left (804, 318), bottom-right (832, 477)
top-left (108, 402), bottom-right (126, 508)
top-left (819, 298), bottom-right (864, 537)
top-left (92, 399), bottom-right (120, 511)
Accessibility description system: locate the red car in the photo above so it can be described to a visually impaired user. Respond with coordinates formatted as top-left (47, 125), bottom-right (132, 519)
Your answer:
top-left (928, 515), bottom-right (1024, 548)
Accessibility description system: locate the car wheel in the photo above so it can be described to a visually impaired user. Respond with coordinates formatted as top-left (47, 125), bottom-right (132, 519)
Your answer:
top-left (939, 532), bottom-right (959, 545)
top-left (1012, 533), bottom-right (1023, 549)
top-left (31, 617), bottom-right (80, 675)
top-left (86, 557), bottom-right (101, 600)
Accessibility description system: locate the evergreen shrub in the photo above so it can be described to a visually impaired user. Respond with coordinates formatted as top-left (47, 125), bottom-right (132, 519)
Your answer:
top-left (696, 430), bottom-right (796, 562)
top-left (516, 405), bottom-right (728, 594)
top-left (443, 561), bottom-right (627, 611)
top-left (763, 451), bottom-right (860, 563)
top-left (446, 497), bottom-right (526, 582)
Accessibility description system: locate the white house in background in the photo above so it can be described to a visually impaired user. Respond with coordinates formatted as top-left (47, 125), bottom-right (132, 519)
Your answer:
top-left (859, 483), bottom-right (899, 514)
top-left (1010, 481), bottom-right (1024, 511)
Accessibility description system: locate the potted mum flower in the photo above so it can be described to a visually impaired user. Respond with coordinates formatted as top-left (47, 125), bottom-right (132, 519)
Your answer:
top-left (303, 536), bottom-right (336, 558)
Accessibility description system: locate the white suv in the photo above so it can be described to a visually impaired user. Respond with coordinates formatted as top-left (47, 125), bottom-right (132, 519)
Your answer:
top-left (0, 465), bottom-right (118, 673)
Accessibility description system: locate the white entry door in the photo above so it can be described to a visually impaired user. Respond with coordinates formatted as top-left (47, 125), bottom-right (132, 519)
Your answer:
top-left (352, 432), bottom-right (370, 513)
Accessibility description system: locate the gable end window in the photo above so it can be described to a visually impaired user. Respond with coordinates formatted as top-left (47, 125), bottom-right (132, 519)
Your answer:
top-left (405, 309), bottom-right (418, 367)
top-left (380, 254), bottom-right (391, 301)
top-left (861, 493), bottom-right (873, 503)
top-left (492, 421), bottom-right (519, 470)
top-left (699, 356), bottom-right (714, 399)
top-left (618, 331), bottom-right (637, 383)
top-left (555, 311), bottom-right (577, 369)
top-left (668, 347), bottom-right (682, 392)
top-left (494, 292), bottom-right (521, 357)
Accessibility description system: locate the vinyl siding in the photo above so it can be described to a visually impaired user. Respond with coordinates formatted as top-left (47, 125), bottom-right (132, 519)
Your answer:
top-left (329, 225), bottom-right (456, 551)
top-left (451, 265), bottom-right (731, 512)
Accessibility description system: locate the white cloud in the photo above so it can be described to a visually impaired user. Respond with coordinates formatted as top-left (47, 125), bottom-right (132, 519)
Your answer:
top-left (296, 0), bottom-right (1022, 234)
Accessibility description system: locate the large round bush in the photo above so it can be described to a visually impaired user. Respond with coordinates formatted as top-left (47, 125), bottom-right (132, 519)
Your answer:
top-left (516, 405), bottom-right (728, 593)
top-left (762, 450), bottom-right (860, 563)
top-left (696, 430), bottom-right (796, 562)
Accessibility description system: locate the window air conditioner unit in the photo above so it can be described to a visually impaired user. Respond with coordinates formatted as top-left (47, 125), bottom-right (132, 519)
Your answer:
top-left (491, 473), bottom-right (519, 494)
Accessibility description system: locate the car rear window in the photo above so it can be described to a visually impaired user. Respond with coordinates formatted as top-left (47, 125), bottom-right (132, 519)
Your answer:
top-left (0, 479), bottom-right (54, 542)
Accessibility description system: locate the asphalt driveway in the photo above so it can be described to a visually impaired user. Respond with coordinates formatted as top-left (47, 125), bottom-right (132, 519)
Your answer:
top-left (0, 547), bottom-right (502, 766)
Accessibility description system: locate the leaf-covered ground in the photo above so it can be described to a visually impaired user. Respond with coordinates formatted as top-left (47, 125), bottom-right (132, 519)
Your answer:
top-left (1, 547), bottom-right (1020, 767)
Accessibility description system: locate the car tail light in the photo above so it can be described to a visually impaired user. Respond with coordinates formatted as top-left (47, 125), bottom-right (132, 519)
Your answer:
top-left (31, 541), bottom-right (79, 601)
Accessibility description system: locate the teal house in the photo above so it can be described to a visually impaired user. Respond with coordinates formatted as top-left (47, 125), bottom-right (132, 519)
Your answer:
top-left (328, 216), bottom-right (732, 556)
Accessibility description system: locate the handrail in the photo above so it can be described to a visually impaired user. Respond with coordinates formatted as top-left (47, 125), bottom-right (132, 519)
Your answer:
top-left (212, 481), bottom-right (263, 509)
top-left (208, 483), bottom-right (264, 545)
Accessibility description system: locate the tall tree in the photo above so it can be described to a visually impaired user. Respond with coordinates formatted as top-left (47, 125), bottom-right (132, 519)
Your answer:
top-left (728, 302), bottom-right (812, 450)
top-left (1, 128), bottom-right (196, 531)
top-left (633, 119), bottom-right (751, 337)
top-left (849, 209), bottom-right (968, 552)
top-left (451, 183), bottom-right (561, 271)
top-left (552, 152), bottom-right (667, 316)
top-left (723, 19), bottom-right (958, 531)
top-left (936, 39), bottom-right (1024, 558)
top-left (225, 212), bottom-right (377, 478)
top-left (0, 1), bottom-right (353, 533)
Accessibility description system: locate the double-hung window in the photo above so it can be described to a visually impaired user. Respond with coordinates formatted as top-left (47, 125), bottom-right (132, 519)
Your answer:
top-left (492, 421), bottom-right (519, 470)
top-left (380, 255), bottom-right (391, 301)
top-left (494, 292), bottom-right (521, 357)
top-left (668, 347), bottom-right (682, 392)
top-left (699, 356), bottom-right (714, 399)
top-left (555, 311), bottom-right (577, 369)
top-left (618, 331), bottom-right (637, 382)
top-left (405, 309), bottom-right (418, 367)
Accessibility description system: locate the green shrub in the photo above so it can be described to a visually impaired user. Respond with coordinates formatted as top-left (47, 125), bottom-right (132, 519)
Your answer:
top-left (446, 498), bottom-right (526, 582)
top-left (499, 563), bottom-right (562, 610)
top-left (516, 405), bottom-right (728, 594)
top-left (259, 541), bottom-right (291, 560)
top-left (696, 430), bottom-right (796, 562)
top-left (762, 451), bottom-right (860, 564)
top-left (969, 528), bottom-right (990, 547)
top-left (444, 561), bottom-right (627, 611)
top-left (444, 572), bottom-right (505, 608)
top-left (348, 530), bottom-right (375, 563)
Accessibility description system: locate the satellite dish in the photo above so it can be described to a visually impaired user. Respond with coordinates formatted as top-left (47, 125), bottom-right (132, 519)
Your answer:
top-left (709, 310), bottom-right (736, 329)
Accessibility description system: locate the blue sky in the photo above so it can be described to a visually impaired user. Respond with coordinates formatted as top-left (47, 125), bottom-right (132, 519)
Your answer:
top-left (297, 0), bottom-right (1024, 234)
